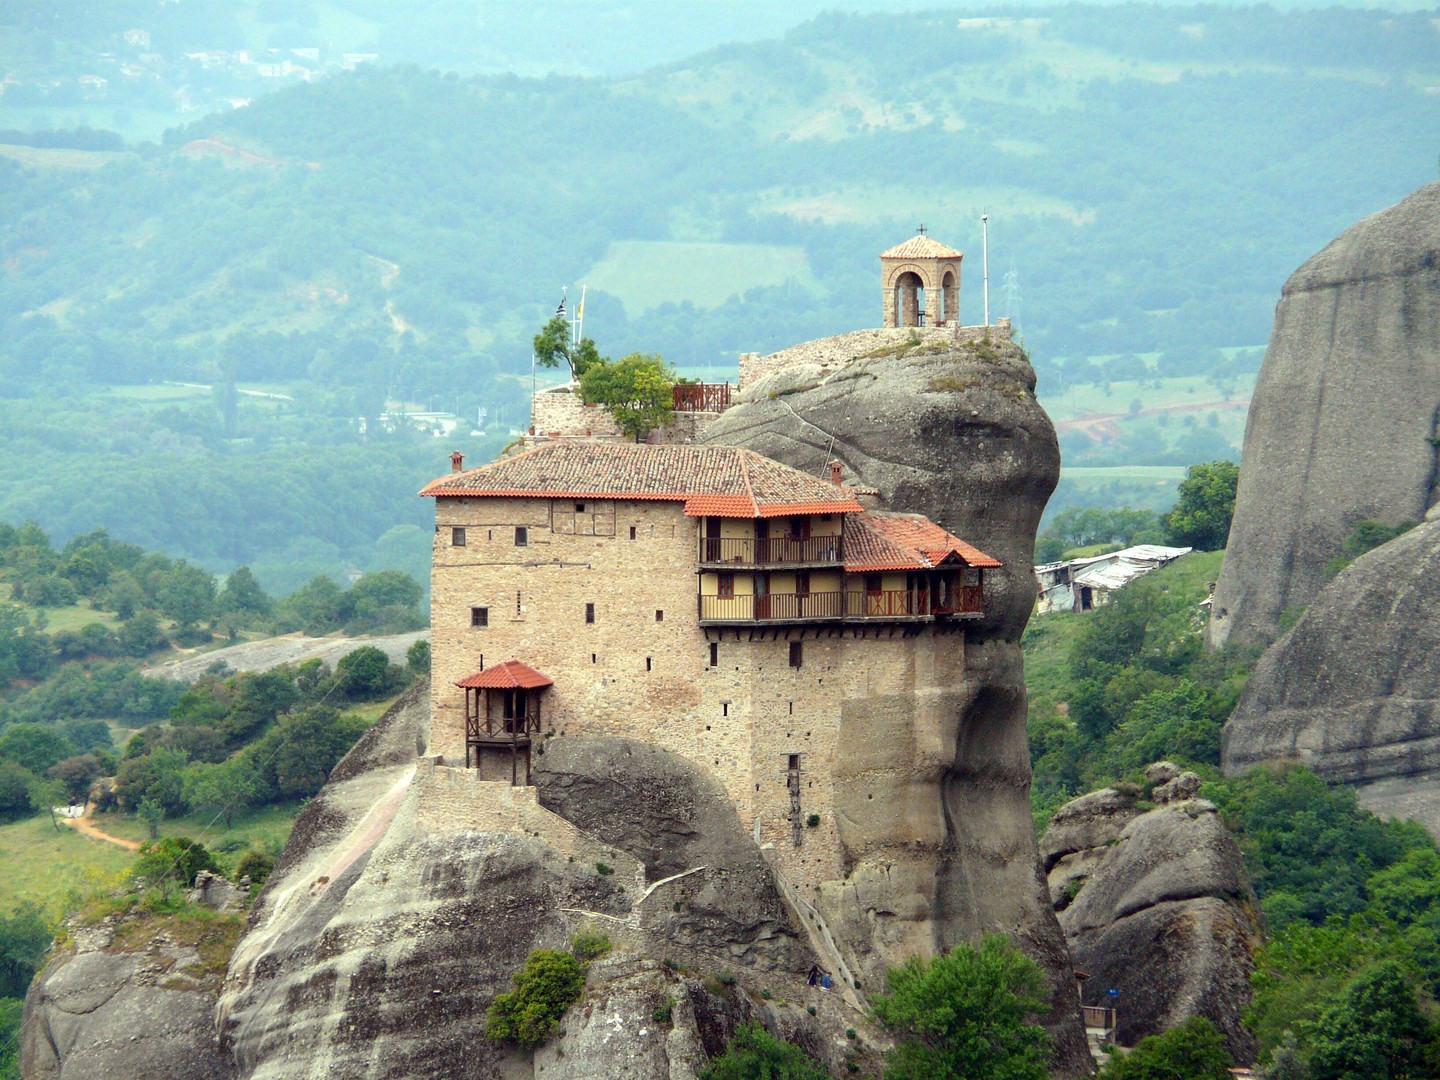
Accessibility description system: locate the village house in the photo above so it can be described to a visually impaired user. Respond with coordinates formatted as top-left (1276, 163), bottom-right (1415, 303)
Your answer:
top-left (1034, 543), bottom-right (1192, 614)
top-left (421, 440), bottom-right (1000, 892)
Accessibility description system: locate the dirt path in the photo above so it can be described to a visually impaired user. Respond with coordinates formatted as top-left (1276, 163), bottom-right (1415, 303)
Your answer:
top-left (61, 803), bottom-right (142, 851)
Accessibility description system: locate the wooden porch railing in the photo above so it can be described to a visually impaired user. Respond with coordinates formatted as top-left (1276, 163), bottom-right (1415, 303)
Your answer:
top-left (699, 535), bottom-right (843, 564)
top-left (699, 589), bottom-right (934, 623)
top-left (935, 584), bottom-right (985, 615)
top-left (673, 383), bottom-right (732, 412)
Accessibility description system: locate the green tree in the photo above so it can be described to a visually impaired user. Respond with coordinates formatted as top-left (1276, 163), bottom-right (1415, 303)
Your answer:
top-left (0, 904), bottom-right (50, 998)
top-left (0, 761), bottom-right (35, 820)
top-left (0, 723), bottom-right (74, 775)
top-left (871, 934), bottom-right (1051, 1080)
top-left (48, 753), bottom-right (102, 804)
top-left (1308, 962), bottom-right (1434, 1080)
top-left (183, 759), bottom-right (262, 828)
top-left (268, 705), bottom-right (368, 799)
top-left (235, 849), bottom-right (275, 887)
top-left (118, 609), bottom-right (167, 657)
top-left (533, 313), bottom-right (603, 380)
top-left (699, 1022), bottom-right (831, 1080)
top-left (485, 948), bottom-right (586, 1047)
top-left (137, 795), bottom-right (164, 839)
top-left (1163, 461), bottom-right (1239, 550)
top-left (336, 645), bottom-right (394, 699)
top-left (407, 638), bottom-right (430, 676)
top-left (579, 353), bottom-right (675, 441)
top-left (1098, 1016), bottom-right (1234, 1079)
top-left (216, 565), bottom-right (272, 618)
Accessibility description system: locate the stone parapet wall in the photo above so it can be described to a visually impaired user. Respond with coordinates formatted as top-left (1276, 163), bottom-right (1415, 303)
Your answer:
top-left (738, 320), bottom-right (1012, 392)
top-left (414, 758), bottom-right (644, 881)
top-left (530, 385), bottom-right (624, 439)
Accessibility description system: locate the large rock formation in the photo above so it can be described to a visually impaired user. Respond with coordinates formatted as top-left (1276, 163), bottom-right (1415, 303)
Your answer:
top-left (704, 330), bottom-right (1093, 1074)
top-left (1223, 515), bottom-right (1440, 830)
top-left (1209, 181), bottom-right (1440, 648)
top-left (1039, 765), bottom-right (1260, 1062)
top-left (212, 684), bottom-right (873, 1078)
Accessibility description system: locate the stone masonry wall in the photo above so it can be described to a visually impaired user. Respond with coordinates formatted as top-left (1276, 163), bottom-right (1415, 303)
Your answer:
top-left (429, 496), bottom-right (968, 902)
top-left (527, 385), bottom-right (723, 449)
top-left (738, 320), bottom-right (1013, 392)
top-left (530, 385), bottom-right (625, 439)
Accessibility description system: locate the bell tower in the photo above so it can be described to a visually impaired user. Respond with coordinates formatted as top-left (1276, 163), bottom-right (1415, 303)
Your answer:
top-left (880, 228), bottom-right (962, 328)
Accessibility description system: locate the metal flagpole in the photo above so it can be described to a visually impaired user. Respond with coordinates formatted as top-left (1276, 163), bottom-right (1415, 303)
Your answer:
top-left (981, 214), bottom-right (990, 326)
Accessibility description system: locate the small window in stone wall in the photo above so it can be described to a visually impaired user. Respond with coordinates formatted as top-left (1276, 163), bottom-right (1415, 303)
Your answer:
top-left (646, 657), bottom-right (652, 671)
top-left (629, 526), bottom-right (637, 540)
top-left (585, 602), bottom-right (595, 624)
top-left (709, 642), bottom-right (719, 667)
top-left (452, 526), bottom-right (466, 547)
top-left (515, 526), bottom-right (528, 546)
top-left (789, 641), bottom-right (803, 668)
top-left (471, 607), bottom-right (488, 627)
top-left (655, 610), bottom-right (663, 622)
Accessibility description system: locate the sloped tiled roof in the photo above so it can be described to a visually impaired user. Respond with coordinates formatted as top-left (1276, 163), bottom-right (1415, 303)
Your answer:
top-left (421, 442), bottom-right (863, 518)
top-left (455, 660), bottom-right (553, 690)
top-left (879, 235), bottom-right (962, 260)
top-left (844, 511), bottom-right (1001, 572)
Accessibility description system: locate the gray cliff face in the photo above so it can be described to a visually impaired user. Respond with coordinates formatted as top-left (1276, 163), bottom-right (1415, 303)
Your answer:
top-left (1223, 517), bottom-right (1440, 829)
top-left (1210, 181), bottom-right (1440, 649)
top-left (704, 339), bottom-right (1093, 1076)
top-left (1040, 767), bottom-right (1259, 1062)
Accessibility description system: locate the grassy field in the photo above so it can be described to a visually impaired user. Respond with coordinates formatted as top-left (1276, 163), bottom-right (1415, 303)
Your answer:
top-left (0, 814), bottom-right (137, 919)
top-left (0, 801), bottom-right (301, 921)
top-left (0, 143), bottom-right (127, 171)
top-left (0, 580), bottom-right (120, 631)
top-left (582, 240), bottom-right (822, 315)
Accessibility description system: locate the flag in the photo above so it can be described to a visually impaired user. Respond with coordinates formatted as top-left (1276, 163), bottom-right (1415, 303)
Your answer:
top-left (576, 286), bottom-right (585, 323)
top-left (555, 296), bottom-right (566, 318)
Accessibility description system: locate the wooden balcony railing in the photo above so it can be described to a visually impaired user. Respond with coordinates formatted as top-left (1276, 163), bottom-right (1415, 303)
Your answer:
top-left (935, 584), bottom-right (985, 616)
top-left (466, 711), bottom-right (541, 741)
top-left (699, 589), bottom-right (936, 623)
top-left (673, 383), bottom-right (732, 413)
top-left (699, 535), bottom-right (843, 565)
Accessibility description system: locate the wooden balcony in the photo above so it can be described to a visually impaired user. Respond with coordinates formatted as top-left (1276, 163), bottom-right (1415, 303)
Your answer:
top-left (698, 535), bottom-right (843, 567)
top-left (699, 589), bottom-right (942, 624)
top-left (673, 382), bottom-right (731, 413)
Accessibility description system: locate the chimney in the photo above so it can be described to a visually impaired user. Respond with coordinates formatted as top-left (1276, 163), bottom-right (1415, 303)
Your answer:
top-left (828, 459), bottom-right (843, 486)
top-left (450, 451), bottom-right (464, 473)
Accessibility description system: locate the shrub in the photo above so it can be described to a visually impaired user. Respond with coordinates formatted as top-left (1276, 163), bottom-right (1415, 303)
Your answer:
top-left (1098, 1016), bottom-right (1233, 1079)
top-left (235, 849), bottom-right (275, 887)
top-left (698, 1021), bottom-right (830, 1080)
top-left (134, 836), bottom-right (219, 891)
top-left (570, 929), bottom-right (611, 961)
top-left (485, 949), bottom-right (586, 1047)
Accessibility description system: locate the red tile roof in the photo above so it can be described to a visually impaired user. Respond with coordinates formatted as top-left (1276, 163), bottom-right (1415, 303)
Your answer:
top-left (844, 512), bottom-right (1001, 573)
top-left (455, 660), bottom-right (554, 690)
top-left (421, 442), bottom-right (864, 518)
top-left (879, 235), bottom-right (962, 260)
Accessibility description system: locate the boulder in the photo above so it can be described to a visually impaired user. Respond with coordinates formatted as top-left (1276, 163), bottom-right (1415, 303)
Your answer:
top-left (1210, 180), bottom-right (1440, 648)
top-left (21, 918), bottom-right (236, 1080)
top-left (1223, 518), bottom-right (1440, 831)
top-left (1041, 787), bottom-right (1259, 1062)
top-left (705, 336), bottom-right (1093, 1075)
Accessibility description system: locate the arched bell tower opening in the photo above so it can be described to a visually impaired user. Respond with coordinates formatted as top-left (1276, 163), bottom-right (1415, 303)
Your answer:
top-left (880, 231), bottom-right (963, 329)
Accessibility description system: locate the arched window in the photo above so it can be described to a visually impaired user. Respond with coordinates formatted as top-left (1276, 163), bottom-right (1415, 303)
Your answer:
top-left (941, 270), bottom-right (958, 325)
top-left (894, 271), bottom-right (924, 328)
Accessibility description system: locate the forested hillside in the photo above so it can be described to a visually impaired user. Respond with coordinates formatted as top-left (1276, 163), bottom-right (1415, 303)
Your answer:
top-left (2, 4), bottom-right (1436, 580)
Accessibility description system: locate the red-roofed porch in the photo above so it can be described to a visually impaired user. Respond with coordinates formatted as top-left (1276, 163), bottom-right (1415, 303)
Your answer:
top-left (458, 661), bottom-right (552, 785)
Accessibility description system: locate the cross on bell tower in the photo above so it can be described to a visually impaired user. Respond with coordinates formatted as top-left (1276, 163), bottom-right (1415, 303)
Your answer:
top-left (879, 230), bottom-right (962, 328)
